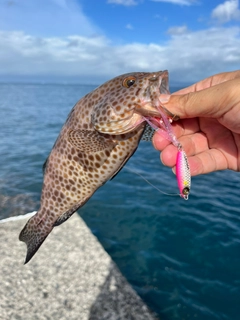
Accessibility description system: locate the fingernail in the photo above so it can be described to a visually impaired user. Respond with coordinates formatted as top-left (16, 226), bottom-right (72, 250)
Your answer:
top-left (159, 94), bottom-right (170, 104)
top-left (160, 153), bottom-right (166, 166)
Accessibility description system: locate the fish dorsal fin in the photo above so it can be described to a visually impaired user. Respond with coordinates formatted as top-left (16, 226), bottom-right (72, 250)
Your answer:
top-left (67, 129), bottom-right (117, 171)
top-left (141, 123), bottom-right (155, 141)
top-left (68, 129), bottom-right (116, 153)
top-left (42, 156), bottom-right (49, 173)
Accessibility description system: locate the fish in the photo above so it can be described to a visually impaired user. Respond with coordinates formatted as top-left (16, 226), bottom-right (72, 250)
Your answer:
top-left (19, 70), bottom-right (170, 264)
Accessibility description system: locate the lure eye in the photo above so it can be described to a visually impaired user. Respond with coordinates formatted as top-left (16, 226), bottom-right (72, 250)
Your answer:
top-left (123, 76), bottom-right (136, 88)
top-left (182, 187), bottom-right (190, 195)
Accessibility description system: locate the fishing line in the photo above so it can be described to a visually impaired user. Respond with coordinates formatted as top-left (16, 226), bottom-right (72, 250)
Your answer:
top-left (140, 112), bottom-right (191, 200)
top-left (125, 166), bottom-right (180, 197)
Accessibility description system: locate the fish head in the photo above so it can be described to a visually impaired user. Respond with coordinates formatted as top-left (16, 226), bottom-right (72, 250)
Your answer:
top-left (91, 70), bottom-right (170, 135)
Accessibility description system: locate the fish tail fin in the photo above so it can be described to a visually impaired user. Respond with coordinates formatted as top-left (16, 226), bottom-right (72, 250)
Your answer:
top-left (19, 213), bottom-right (53, 264)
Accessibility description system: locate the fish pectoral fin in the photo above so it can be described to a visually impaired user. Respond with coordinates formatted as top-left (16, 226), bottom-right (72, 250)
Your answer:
top-left (68, 129), bottom-right (117, 170)
top-left (67, 129), bottom-right (117, 153)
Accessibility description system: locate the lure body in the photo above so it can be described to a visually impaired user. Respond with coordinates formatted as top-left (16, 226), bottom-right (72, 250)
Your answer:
top-left (143, 110), bottom-right (192, 200)
top-left (176, 149), bottom-right (191, 200)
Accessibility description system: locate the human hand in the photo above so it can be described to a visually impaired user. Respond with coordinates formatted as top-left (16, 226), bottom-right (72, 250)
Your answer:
top-left (153, 70), bottom-right (240, 176)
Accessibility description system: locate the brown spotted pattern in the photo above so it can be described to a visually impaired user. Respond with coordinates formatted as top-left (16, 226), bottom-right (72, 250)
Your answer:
top-left (19, 70), bottom-right (170, 263)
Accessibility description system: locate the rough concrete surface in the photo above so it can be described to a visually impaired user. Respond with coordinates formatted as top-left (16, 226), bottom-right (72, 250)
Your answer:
top-left (0, 213), bottom-right (158, 320)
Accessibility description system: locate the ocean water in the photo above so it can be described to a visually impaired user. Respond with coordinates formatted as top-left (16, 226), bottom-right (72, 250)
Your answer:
top-left (1, 83), bottom-right (240, 319)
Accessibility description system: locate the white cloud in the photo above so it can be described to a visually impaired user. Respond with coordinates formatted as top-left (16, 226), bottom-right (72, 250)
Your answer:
top-left (107, 0), bottom-right (138, 6)
top-left (165, 27), bottom-right (240, 82)
top-left (167, 25), bottom-right (189, 35)
top-left (151, 0), bottom-right (198, 5)
top-left (0, 27), bottom-right (240, 84)
top-left (212, 0), bottom-right (240, 23)
top-left (0, 0), bottom-right (100, 37)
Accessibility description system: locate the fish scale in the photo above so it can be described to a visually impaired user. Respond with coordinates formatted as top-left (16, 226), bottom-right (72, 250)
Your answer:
top-left (19, 70), bottom-right (170, 264)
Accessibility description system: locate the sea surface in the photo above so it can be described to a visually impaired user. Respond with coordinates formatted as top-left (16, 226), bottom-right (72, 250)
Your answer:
top-left (1, 83), bottom-right (240, 320)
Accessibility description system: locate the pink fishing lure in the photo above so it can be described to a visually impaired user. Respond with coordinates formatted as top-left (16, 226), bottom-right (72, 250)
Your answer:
top-left (143, 105), bottom-right (191, 199)
top-left (176, 148), bottom-right (191, 200)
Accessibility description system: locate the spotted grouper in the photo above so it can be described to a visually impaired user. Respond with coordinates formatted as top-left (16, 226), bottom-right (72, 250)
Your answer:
top-left (19, 70), bottom-right (170, 263)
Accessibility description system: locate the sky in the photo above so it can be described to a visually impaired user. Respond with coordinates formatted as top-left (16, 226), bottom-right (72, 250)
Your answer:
top-left (0, 0), bottom-right (240, 85)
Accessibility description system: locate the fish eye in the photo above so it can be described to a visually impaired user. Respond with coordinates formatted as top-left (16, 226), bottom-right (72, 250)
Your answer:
top-left (123, 76), bottom-right (136, 88)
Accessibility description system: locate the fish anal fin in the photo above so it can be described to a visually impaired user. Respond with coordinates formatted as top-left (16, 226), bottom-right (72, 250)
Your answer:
top-left (54, 205), bottom-right (81, 226)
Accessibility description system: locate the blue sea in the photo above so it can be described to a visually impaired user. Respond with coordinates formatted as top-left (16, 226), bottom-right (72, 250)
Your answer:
top-left (1, 83), bottom-right (240, 319)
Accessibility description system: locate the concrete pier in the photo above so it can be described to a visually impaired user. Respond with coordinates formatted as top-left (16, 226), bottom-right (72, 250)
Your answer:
top-left (0, 213), bottom-right (158, 319)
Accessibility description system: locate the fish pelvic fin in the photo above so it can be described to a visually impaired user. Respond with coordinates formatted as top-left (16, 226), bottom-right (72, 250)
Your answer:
top-left (19, 213), bottom-right (53, 264)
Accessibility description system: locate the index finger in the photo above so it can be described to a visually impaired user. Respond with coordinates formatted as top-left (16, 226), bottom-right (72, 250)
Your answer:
top-left (172, 70), bottom-right (240, 95)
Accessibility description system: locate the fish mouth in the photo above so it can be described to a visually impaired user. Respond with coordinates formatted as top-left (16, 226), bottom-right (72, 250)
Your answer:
top-left (159, 71), bottom-right (169, 95)
top-left (135, 70), bottom-right (171, 118)
top-left (135, 105), bottom-right (160, 118)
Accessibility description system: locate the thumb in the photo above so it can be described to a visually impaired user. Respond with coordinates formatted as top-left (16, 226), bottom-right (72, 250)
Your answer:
top-left (159, 79), bottom-right (239, 119)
